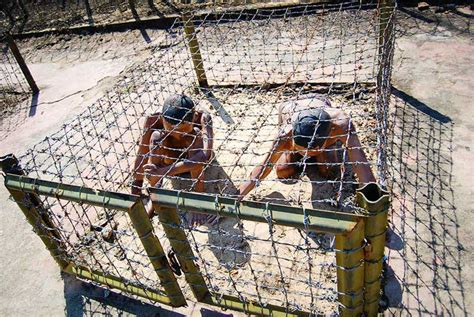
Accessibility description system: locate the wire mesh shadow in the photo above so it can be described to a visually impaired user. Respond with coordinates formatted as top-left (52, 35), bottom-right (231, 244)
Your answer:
top-left (385, 91), bottom-right (467, 315)
top-left (63, 273), bottom-right (185, 317)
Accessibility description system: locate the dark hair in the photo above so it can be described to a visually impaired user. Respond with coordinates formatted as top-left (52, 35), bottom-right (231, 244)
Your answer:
top-left (292, 108), bottom-right (331, 148)
top-left (162, 94), bottom-right (195, 125)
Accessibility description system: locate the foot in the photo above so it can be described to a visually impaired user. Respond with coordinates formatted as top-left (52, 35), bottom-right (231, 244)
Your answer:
top-left (278, 176), bottom-right (300, 185)
top-left (187, 212), bottom-right (221, 227)
top-left (308, 232), bottom-right (335, 250)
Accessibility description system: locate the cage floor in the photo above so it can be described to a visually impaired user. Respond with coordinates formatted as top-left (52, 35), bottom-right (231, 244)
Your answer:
top-left (57, 198), bottom-right (339, 314)
top-left (36, 84), bottom-right (378, 314)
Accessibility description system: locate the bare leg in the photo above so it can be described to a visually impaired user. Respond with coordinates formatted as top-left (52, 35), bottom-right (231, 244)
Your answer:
top-left (187, 163), bottom-right (218, 227)
top-left (146, 199), bottom-right (155, 218)
top-left (316, 145), bottom-right (343, 180)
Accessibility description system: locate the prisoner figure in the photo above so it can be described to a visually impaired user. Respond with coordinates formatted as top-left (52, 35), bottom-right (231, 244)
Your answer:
top-left (131, 94), bottom-right (216, 225)
top-left (239, 94), bottom-right (376, 198)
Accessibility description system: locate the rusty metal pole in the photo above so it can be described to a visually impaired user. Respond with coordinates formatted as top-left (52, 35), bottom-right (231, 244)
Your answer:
top-left (5, 33), bottom-right (39, 94)
top-left (357, 183), bottom-right (390, 316)
top-left (127, 200), bottom-right (187, 307)
top-left (0, 154), bottom-right (67, 268)
top-left (335, 219), bottom-right (365, 317)
top-left (150, 196), bottom-right (210, 302)
top-left (182, 12), bottom-right (209, 88)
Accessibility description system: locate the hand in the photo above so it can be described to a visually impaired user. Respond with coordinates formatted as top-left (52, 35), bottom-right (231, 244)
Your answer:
top-left (131, 179), bottom-right (143, 196)
top-left (143, 163), bottom-right (164, 186)
top-left (237, 180), bottom-right (254, 201)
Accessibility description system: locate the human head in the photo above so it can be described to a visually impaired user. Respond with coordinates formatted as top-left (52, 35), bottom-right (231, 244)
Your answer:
top-left (292, 108), bottom-right (331, 153)
top-left (162, 94), bottom-right (195, 132)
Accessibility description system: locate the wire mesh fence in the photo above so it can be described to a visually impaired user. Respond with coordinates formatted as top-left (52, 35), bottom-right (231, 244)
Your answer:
top-left (2, 1), bottom-right (396, 315)
top-left (0, 34), bottom-right (33, 139)
top-left (19, 2), bottom-right (390, 206)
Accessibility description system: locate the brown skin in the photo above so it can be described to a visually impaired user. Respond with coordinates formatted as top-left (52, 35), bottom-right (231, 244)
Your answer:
top-left (131, 109), bottom-right (214, 222)
top-left (238, 97), bottom-right (376, 198)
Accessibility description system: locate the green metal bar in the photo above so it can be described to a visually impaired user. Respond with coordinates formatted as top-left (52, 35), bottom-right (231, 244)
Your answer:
top-left (63, 263), bottom-right (174, 305)
top-left (3, 172), bottom-right (187, 307)
top-left (334, 219), bottom-right (365, 317)
top-left (4, 174), bottom-right (137, 211)
top-left (1, 155), bottom-right (68, 268)
top-left (6, 185), bottom-right (69, 268)
top-left (149, 188), bottom-right (363, 234)
top-left (356, 182), bottom-right (389, 316)
top-left (127, 200), bottom-right (187, 307)
top-left (182, 13), bottom-right (209, 88)
top-left (152, 204), bottom-right (210, 301)
top-left (203, 293), bottom-right (312, 317)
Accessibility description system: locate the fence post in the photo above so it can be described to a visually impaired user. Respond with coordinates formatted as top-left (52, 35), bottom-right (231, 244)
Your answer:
top-left (377, 0), bottom-right (394, 84)
top-left (335, 218), bottom-right (365, 317)
top-left (128, 199), bottom-right (187, 307)
top-left (5, 33), bottom-right (39, 95)
top-left (150, 196), bottom-right (210, 302)
top-left (182, 12), bottom-right (209, 88)
top-left (0, 154), bottom-right (67, 268)
top-left (356, 183), bottom-right (390, 316)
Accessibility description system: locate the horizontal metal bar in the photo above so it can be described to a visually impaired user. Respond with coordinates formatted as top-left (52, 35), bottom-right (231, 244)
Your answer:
top-left (4, 174), bottom-right (137, 211)
top-left (202, 293), bottom-right (311, 317)
top-left (63, 263), bottom-right (174, 306)
top-left (150, 188), bottom-right (363, 234)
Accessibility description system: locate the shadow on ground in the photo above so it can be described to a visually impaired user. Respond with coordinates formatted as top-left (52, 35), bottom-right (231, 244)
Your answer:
top-left (385, 89), bottom-right (467, 315)
top-left (397, 6), bottom-right (472, 38)
top-left (63, 273), bottom-right (184, 317)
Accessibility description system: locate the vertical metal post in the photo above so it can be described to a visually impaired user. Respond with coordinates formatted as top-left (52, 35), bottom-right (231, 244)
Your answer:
top-left (84, 0), bottom-right (93, 24)
top-left (182, 13), bottom-right (209, 88)
top-left (128, 0), bottom-right (136, 12)
top-left (150, 196), bottom-right (210, 302)
top-left (127, 200), bottom-right (187, 307)
top-left (335, 219), bottom-right (365, 317)
top-left (5, 33), bottom-right (39, 95)
top-left (0, 154), bottom-right (67, 268)
top-left (377, 0), bottom-right (394, 86)
top-left (356, 183), bottom-right (390, 316)
top-left (375, 0), bottom-right (395, 185)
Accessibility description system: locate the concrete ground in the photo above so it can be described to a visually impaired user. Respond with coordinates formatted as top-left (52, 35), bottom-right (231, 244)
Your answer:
top-left (383, 6), bottom-right (472, 316)
top-left (0, 5), bottom-right (473, 317)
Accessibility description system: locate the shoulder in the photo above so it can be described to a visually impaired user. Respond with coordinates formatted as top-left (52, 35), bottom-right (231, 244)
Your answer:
top-left (276, 126), bottom-right (293, 148)
top-left (325, 109), bottom-right (352, 133)
top-left (195, 108), bottom-right (212, 124)
top-left (144, 113), bottom-right (162, 128)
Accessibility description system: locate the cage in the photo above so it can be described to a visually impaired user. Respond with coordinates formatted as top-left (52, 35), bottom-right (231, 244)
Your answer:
top-left (1, 1), bottom-right (396, 316)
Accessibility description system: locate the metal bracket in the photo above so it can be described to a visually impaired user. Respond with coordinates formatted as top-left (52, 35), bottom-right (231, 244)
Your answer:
top-left (167, 249), bottom-right (182, 276)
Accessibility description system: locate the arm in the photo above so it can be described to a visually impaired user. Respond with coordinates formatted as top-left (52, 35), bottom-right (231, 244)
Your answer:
top-left (238, 130), bottom-right (291, 198)
top-left (345, 125), bottom-right (376, 184)
top-left (147, 112), bottom-right (214, 177)
top-left (131, 115), bottom-right (160, 195)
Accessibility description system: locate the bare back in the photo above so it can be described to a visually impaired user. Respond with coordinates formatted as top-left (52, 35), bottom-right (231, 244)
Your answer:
top-left (278, 94), bottom-right (351, 149)
top-left (148, 110), bottom-right (205, 167)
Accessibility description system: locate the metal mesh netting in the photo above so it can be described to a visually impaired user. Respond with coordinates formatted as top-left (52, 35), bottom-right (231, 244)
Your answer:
top-left (9, 1), bottom-right (395, 314)
top-left (0, 35), bottom-right (32, 139)
top-left (21, 195), bottom-right (171, 298)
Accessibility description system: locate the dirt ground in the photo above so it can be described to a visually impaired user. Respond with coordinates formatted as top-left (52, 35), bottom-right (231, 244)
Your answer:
top-left (0, 5), bottom-right (473, 317)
